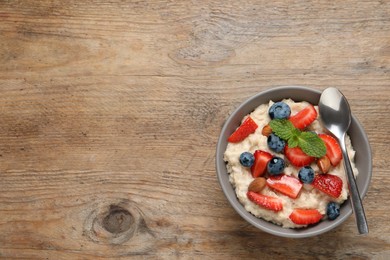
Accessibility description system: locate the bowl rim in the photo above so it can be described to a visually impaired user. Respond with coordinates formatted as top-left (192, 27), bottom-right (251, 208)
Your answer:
top-left (216, 85), bottom-right (372, 238)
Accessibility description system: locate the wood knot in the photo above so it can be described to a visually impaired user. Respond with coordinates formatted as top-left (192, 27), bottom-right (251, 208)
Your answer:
top-left (102, 205), bottom-right (133, 234)
top-left (83, 198), bottom-right (154, 245)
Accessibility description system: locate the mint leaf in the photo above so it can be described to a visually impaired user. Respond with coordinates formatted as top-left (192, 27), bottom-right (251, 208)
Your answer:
top-left (298, 132), bottom-right (326, 158)
top-left (288, 135), bottom-right (299, 148)
top-left (269, 119), bottom-right (296, 140)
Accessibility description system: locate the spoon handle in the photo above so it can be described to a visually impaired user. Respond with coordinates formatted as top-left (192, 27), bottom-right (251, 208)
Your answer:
top-left (340, 136), bottom-right (369, 235)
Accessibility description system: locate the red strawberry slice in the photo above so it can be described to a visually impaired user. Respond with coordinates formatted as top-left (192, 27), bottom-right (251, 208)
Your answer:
top-left (228, 116), bottom-right (258, 143)
top-left (289, 209), bottom-right (323, 225)
top-left (266, 174), bottom-right (303, 199)
top-left (251, 150), bottom-right (273, 177)
top-left (318, 134), bottom-right (342, 166)
top-left (312, 174), bottom-right (343, 198)
top-left (284, 145), bottom-right (315, 167)
top-left (247, 191), bottom-right (283, 212)
top-left (289, 104), bottom-right (317, 129)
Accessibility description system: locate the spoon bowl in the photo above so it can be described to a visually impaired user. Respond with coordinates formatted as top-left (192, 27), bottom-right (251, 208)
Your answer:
top-left (319, 87), bottom-right (369, 235)
top-left (318, 88), bottom-right (352, 137)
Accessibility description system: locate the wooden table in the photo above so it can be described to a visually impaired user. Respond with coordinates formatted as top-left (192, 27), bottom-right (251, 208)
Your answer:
top-left (1, 1), bottom-right (389, 259)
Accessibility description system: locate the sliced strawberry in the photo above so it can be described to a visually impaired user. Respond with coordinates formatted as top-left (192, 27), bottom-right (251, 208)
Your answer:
top-left (289, 209), bottom-right (323, 225)
top-left (266, 174), bottom-right (303, 199)
top-left (289, 104), bottom-right (317, 130)
top-left (318, 134), bottom-right (342, 166)
top-left (251, 150), bottom-right (273, 177)
top-left (228, 116), bottom-right (258, 143)
top-left (284, 145), bottom-right (315, 167)
top-left (247, 191), bottom-right (283, 212)
top-left (312, 174), bottom-right (343, 198)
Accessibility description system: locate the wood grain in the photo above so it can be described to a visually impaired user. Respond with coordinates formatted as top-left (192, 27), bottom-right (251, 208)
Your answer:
top-left (0, 0), bottom-right (389, 259)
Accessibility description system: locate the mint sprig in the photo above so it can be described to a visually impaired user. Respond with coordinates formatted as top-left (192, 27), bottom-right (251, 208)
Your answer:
top-left (269, 119), bottom-right (326, 158)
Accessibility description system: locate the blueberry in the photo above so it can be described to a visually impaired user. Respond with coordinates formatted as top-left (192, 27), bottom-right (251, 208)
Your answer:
top-left (239, 152), bottom-right (254, 167)
top-left (298, 166), bottom-right (315, 184)
top-left (268, 102), bottom-right (291, 119)
top-left (267, 157), bottom-right (285, 175)
top-left (267, 133), bottom-right (286, 153)
top-left (326, 202), bottom-right (341, 220)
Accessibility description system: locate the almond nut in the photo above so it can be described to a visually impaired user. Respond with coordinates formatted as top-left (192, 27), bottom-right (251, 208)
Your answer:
top-left (317, 156), bottom-right (331, 173)
top-left (248, 177), bottom-right (267, 193)
top-left (261, 124), bottom-right (272, 137)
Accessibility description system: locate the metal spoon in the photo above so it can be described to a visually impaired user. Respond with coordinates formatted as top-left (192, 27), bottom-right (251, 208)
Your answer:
top-left (319, 87), bottom-right (368, 235)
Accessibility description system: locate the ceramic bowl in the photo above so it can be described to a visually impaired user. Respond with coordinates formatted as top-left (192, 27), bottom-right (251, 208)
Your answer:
top-left (215, 86), bottom-right (372, 238)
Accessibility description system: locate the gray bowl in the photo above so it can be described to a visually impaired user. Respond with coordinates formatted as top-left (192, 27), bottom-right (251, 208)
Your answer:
top-left (216, 86), bottom-right (372, 238)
